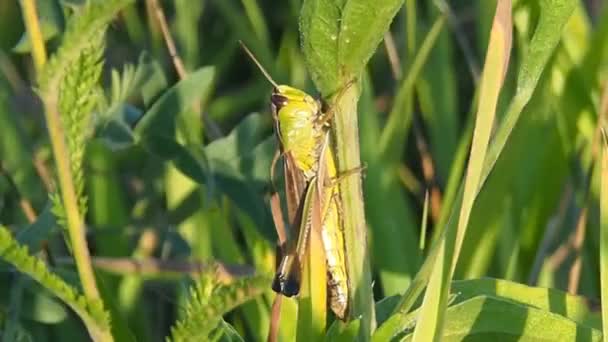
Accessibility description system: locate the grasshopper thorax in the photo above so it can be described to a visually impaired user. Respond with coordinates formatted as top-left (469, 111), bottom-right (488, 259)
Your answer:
top-left (271, 85), bottom-right (323, 179)
top-left (238, 41), bottom-right (325, 179)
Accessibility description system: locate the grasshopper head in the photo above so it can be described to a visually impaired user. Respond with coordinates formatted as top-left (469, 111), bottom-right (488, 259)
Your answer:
top-left (271, 85), bottom-right (317, 112)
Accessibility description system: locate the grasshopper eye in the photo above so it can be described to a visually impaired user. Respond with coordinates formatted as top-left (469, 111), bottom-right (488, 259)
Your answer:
top-left (271, 94), bottom-right (288, 108)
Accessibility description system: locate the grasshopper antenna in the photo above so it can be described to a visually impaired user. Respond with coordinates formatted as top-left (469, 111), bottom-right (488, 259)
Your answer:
top-left (238, 40), bottom-right (279, 89)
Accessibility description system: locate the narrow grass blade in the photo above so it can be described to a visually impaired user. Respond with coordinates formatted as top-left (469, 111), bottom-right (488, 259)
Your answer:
top-left (379, 16), bottom-right (446, 163)
top-left (297, 222), bottom-right (327, 341)
top-left (375, 3), bottom-right (577, 339)
top-left (411, 1), bottom-right (512, 341)
top-left (419, 191), bottom-right (429, 251)
top-left (600, 125), bottom-right (608, 342)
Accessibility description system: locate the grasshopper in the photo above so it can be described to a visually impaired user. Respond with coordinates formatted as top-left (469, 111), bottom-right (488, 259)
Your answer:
top-left (239, 42), bottom-right (349, 320)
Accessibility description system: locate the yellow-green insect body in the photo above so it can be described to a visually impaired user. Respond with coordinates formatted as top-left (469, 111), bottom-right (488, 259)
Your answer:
top-left (240, 41), bottom-right (349, 320)
top-left (269, 85), bottom-right (325, 297)
top-left (271, 85), bottom-right (322, 179)
top-left (270, 80), bottom-right (350, 320)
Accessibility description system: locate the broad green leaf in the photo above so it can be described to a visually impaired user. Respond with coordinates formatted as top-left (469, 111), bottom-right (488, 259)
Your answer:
top-left (402, 296), bottom-right (602, 341)
top-left (132, 66), bottom-right (215, 205)
top-left (204, 113), bottom-right (270, 171)
top-left (451, 278), bottom-right (600, 329)
top-left (300, 0), bottom-right (405, 95)
top-left (204, 114), bottom-right (276, 240)
top-left (134, 66), bottom-right (214, 140)
top-left (139, 135), bottom-right (207, 184)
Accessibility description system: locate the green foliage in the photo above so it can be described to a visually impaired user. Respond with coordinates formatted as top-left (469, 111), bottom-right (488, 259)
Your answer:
top-left (300, 0), bottom-right (405, 95)
top-left (601, 128), bottom-right (608, 342)
top-left (128, 66), bottom-right (215, 187)
top-left (375, 279), bottom-right (601, 340)
top-left (362, 18), bottom-right (444, 302)
top-left (300, 1), bottom-right (407, 337)
top-left (411, 1), bottom-right (511, 339)
top-left (404, 296), bottom-right (602, 341)
top-left (451, 278), bottom-right (600, 329)
top-left (37, 0), bottom-right (134, 94)
top-left (96, 53), bottom-right (167, 150)
top-left (15, 203), bottom-right (57, 251)
top-left (202, 114), bottom-right (276, 240)
top-left (377, 4), bottom-right (581, 340)
top-left (168, 272), bottom-right (270, 342)
top-left (325, 318), bottom-right (361, 341)
top-left (13, 0), bottom-right (64, 53)
top-left (38, 0), bottom-right (132, 237)
top-left (4, 0), bottom-right (608, 340)
top-left (0, 226), bottom-right (111, 340)
top-left (133, 67), bottom-right (214, 143)
top-left (379, 16), bottom-right (446, 163)
top-left (51, 35), bottom-right (104, 228)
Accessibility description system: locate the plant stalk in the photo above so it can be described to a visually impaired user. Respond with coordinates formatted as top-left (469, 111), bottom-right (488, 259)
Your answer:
top-left (19, 0), bottom-right (46, 71)
top-left (332, 82), bottom-right (375, 338)
top-left (19, 0), bottom-right (101, 301)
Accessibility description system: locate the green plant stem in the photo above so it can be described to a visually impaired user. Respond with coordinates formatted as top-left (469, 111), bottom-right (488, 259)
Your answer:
top-left (45, 103), bottom-right (101, 301)
top-left (19, 0), bottom-right (46, 71)
top-left (599, 83), bottom-right (608, 342)
top-left (19, 0), bottom-right (101, 302)
top-left (332, 83), bottom-right (375, 338)
top-left (601, 137), bottom-right (608, 342)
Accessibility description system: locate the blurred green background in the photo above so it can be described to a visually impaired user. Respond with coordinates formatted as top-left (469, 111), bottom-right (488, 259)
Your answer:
top-left (1, 0), bottom-right (607, 340)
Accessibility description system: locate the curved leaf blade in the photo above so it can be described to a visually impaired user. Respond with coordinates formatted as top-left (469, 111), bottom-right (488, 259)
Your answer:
top-left (300, 0), bottom-right (404, 95)
top-left (404, 296), bottom-right (602, 341)
top-left (451, 278), bottom-right (600, 330)
top-left (134, 66), bottom-right (214, 140)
